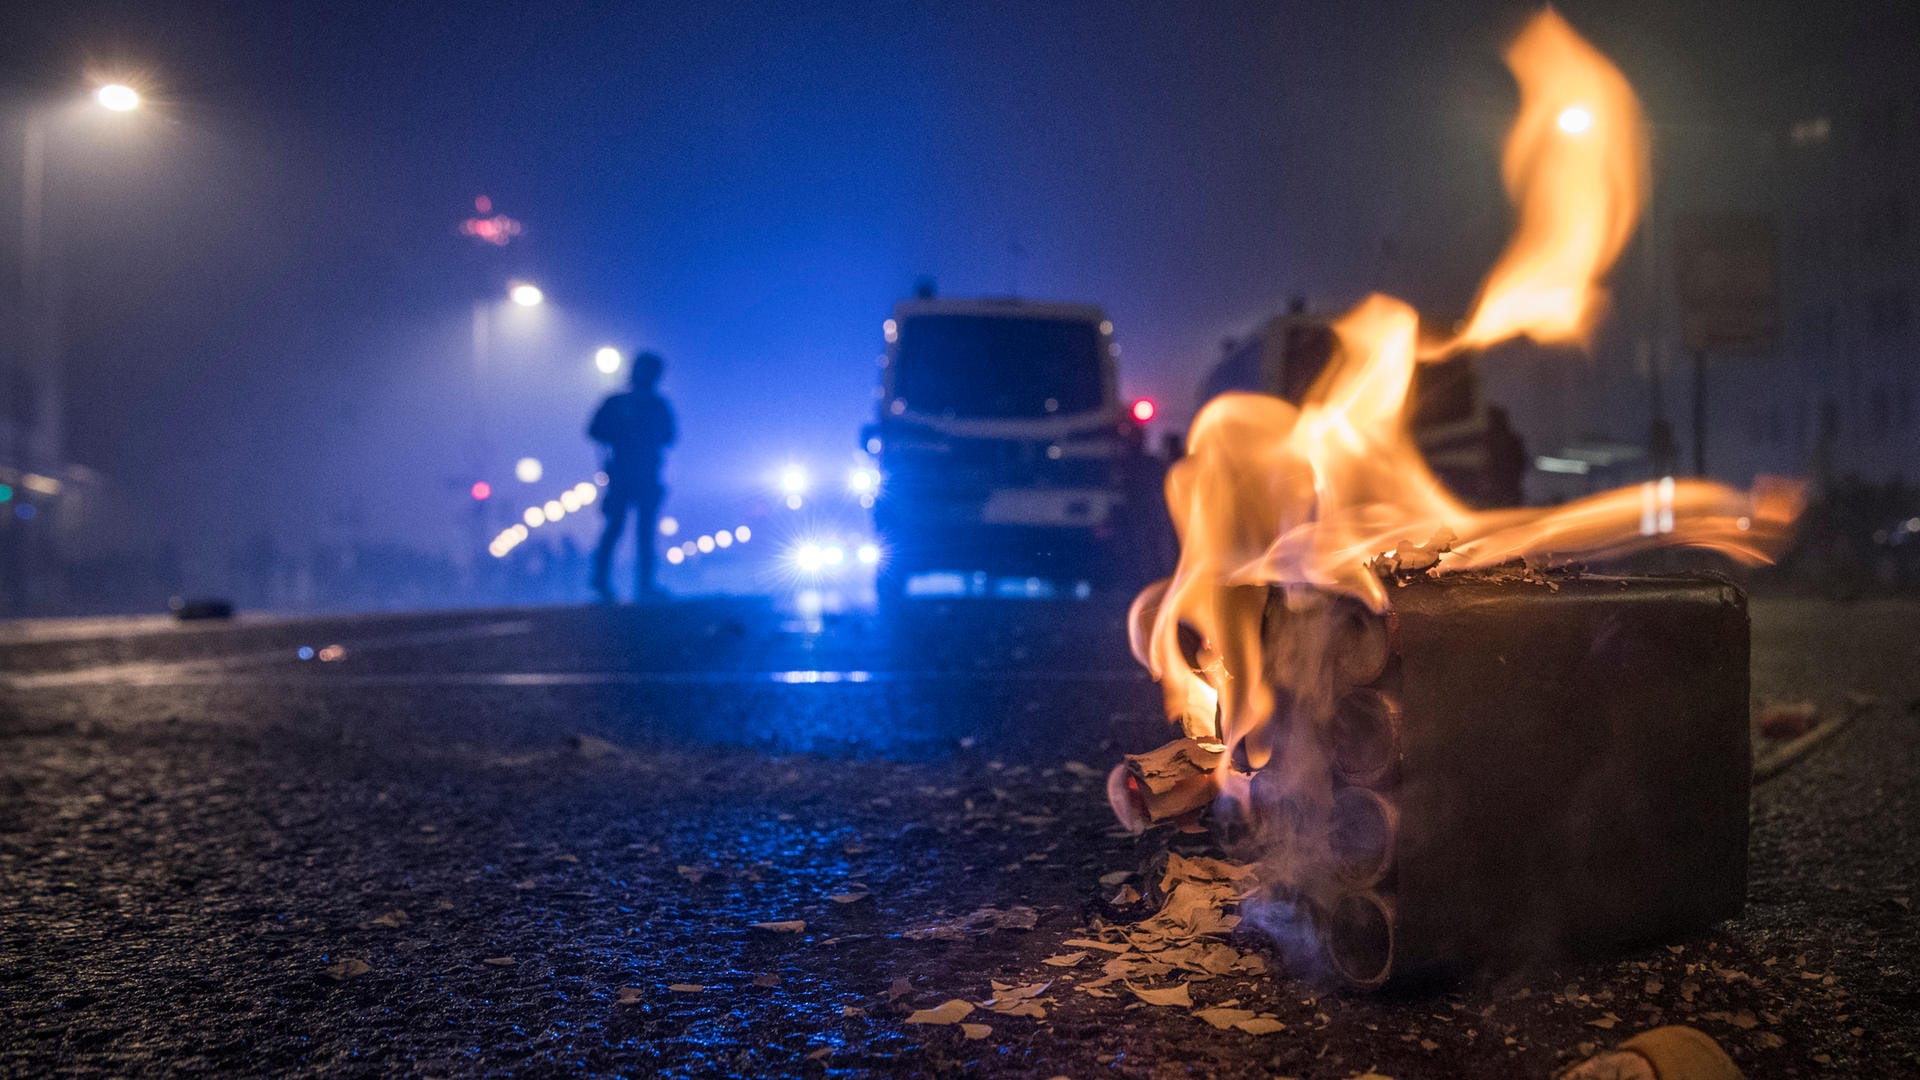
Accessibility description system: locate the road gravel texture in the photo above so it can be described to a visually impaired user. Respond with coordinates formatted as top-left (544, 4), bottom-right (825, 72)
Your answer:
top-left (0, 596), bottom-right (1915, 1077)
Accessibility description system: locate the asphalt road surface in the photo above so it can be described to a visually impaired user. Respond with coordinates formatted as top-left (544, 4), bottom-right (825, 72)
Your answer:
top-left (1, 592), bottom-right (1916, 1077)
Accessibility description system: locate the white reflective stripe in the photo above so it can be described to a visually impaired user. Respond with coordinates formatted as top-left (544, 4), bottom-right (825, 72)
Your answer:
top-left (980, 488), bottom-right (1117, 526)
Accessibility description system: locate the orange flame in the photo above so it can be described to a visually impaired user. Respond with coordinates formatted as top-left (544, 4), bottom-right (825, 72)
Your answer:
top-left (1448, 11), bottom-right (1648, 352)
top-left (1133, 11), bottom-right (1802, 759)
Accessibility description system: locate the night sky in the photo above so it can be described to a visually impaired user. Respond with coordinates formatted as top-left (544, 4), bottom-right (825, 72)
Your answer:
top-left (0, 0), bottom-right (1905, 578)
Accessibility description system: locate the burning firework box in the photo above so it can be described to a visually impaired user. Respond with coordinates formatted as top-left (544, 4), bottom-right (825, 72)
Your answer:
top-left (1261, 571), bottom-right (1750, 989)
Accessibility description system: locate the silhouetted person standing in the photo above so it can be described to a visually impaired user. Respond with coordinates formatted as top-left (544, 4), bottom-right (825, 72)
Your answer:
top-left (588, 351), bottom-right (676, 602)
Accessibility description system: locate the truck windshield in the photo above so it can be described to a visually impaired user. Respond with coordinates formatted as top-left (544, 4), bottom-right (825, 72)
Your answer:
top-left (894, 314), bottom-right (1104, 419)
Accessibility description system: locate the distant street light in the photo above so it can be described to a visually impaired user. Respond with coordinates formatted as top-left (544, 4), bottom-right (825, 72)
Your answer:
top-left (509, 282), bottom-right (544, 307)
top-left (1557, 105), bottom-right (1594, 136)
top-left (514, 457), bottom-right (543, 483)
top-left (594, 346), bottom-right (622, 374)
top-left (94, 84), bottom-right (141, 112)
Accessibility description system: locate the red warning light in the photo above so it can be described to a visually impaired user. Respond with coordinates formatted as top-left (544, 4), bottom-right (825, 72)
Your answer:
top-left (470, 481), bottom-right (492, 501)
top-left (1130, 398), bottom-right (1156, 423)
top-left (475, 195), bottom-right (492, 213)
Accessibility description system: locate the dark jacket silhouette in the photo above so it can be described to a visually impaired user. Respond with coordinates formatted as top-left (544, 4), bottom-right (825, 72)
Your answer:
top-left (588, 352), bottom-right (676, 600)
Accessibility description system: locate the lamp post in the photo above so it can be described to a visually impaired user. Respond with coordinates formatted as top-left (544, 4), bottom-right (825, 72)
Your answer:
top-left (17, 81), bottom-right (143, 475)
top-left (467, 282), bottom-right (545, 553)
top-left (7, 81), bottom-right (143, 612)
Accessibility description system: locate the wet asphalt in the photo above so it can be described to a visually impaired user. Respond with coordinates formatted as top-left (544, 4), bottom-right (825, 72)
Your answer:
top-left (0, 594), bottom-right (1915, 1078)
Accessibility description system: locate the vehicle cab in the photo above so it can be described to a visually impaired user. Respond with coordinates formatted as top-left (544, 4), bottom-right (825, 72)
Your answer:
top-left (862, 297), bottom-right (1153, 598)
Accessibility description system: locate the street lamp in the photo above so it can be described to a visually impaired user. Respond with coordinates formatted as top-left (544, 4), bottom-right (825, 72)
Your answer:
top-left (10, 78), bottom-right (149, 609)
top-left (94, 84), bottom-right (141, 112)
top-left (509, 282), bottom-right (544, 307)
top-left (594, 346), bottom-right (622, 374)
top-left (1557, 105), bottom-right (1594, 136)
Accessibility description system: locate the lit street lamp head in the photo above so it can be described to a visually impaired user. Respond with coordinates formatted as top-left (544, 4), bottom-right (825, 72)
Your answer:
top-left (509, 282), bottom-right (544, 307)
top-left (1556, 104), bottom-right (1594, 135)
top-left (95, 84), bottom-right (141, 112)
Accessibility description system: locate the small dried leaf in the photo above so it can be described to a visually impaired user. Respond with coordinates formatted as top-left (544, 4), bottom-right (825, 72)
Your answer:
top-left (751, 920), bottom-right (807, 933)
top-left (887, 977), bottom-right (914, 1001)
top-left (677, 865), bottom-right (710, 885)
top-left (1236, 1017), bottom-right (1286, 1035)
top-left (1194, 1007), bottom-right (1256, 1030)
top-left (615, 986), bottom-right (643, 1004)
top-left (1587, 1013), bottom-right (1619, 1030)
top-left (1127, 981), bottom-right (1192, 1008)
top-left (482, 956), bottom-right (515, 967)
top-left (367, 909), bottom-right (408, 929)
top-left (325, 957), bottom-right (370, 981)
top-left (990, 981), bottom-right (1051, 1002)
top-left (668, 983), bottom-right (703, 993)
top-left (906, 999), bottom-right (975, 1025)
top-left (752, 973), bottom-right (780, 987)
top-left (828, 892), bottom-right (869, 904)
top-left (1042, 951), bottom-right (1089, 968)
top-left (960, 1023), bottom-right (992, 1040)
top-left (1098, 870), bottom-right (1134, 886)
top-left (1064, 938), bottom-right (1134, 953)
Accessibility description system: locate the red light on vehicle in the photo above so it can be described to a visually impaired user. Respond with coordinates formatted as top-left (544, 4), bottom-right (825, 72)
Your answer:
top-left (470, 481), bottom-right (492, 501)
top-left (1131, 398), bottom-right (1157, 423)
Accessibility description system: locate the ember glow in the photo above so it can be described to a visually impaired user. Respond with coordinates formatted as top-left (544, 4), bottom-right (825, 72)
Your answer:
top-left (1131, 10), bottom-right (1803, 769)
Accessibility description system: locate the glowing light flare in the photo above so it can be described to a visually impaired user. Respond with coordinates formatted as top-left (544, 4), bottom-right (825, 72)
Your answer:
top-left (734, 526), bottom-right (751, 543)
top-left (793, 543), bottom-right (826, 573)
top-left (509, 283), bottom-right (544, 307)
top-left (1131, 398), bottom-right (1157, 423)
top-left (777, 464), bottom-right (809, 496)
top-left (847, 466), bottom-right (880, 495)
top-left (595, 346), bottom-right (621, 374)
top-left (666, 547), bottom-right (685, 565)
top-left (1130, 10), bottom-right (1804, 770)
top-left (856, 542), bottom-right (881, 566)
top-left (544, 499), bottom-right (564, 520)
top-left (1557, 105), bottom-right (1594, 135)
top-left (715, 531), bottom-right (733, 549)
top-left (523, 507), bottom-right (546, 527)
top-left (470, 481), bottom-right (492, 501)
top-left (461, 214), bottom-right (523, 246)
top-left (659, 516), bottom-right (680, 537)
top-left (697, 535), bottom-right (715, 554)
top-left (95, 84), bottom-right (140, 112)
top-left (514, 457), bottom-right (543, 484)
